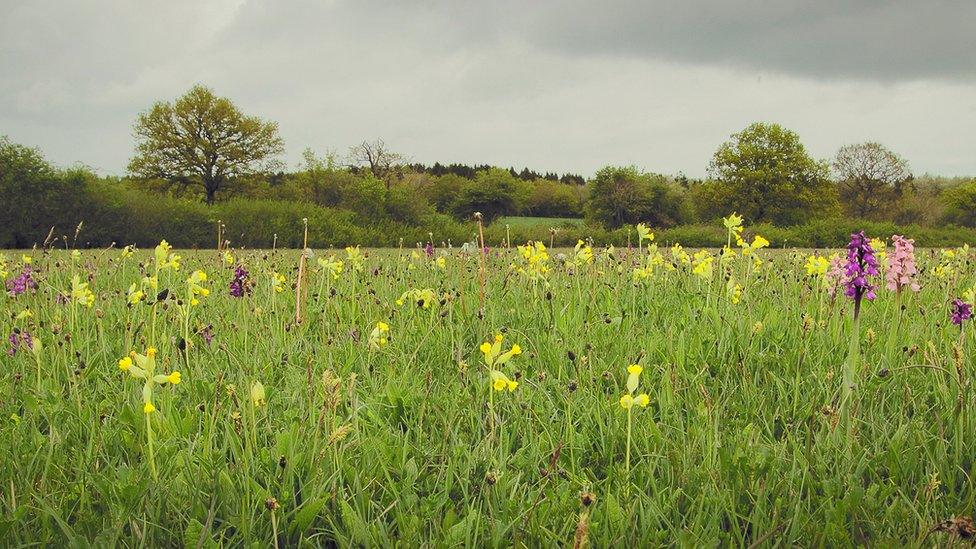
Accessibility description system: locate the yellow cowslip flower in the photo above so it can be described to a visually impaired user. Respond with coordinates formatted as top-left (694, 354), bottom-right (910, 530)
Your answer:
top-left (271, 272), bottom-right (286, 293)
top-left (224, 251), bottom-right (234, 265)
top-left (146, 347), bottom-right (157, 358)
top-left (870, 238), bottom-right (887, 262)
top-left (70, 275), bottom-right (95, 308)
top-left (515, 241), bottom-right (549, 280)
top-left (634, 394), bottom-right (650, 408)
top-left (480, 342), bottom-right (492, 355)
top-left (741, 235), bottom-right (769, 255)
top-left (692, 251), bottom-right (714, 279)
top-left (154, 240), bottom-right (181, 271)
top-left (805, 255), bottom-right (829, 277)
top-left (317, 255), bottom-right (344, 279)
top-left (368, 321), bottom-right (390, 349)
top-left (627, 364), bottom-right (642, 376)
top-left (723, 212), bottom-right (744, 233)
top-left (671, 243), bottom-right (690, 265)
top-left (143, 401), bottom-right (156, 414)
top-left (16, 309), bottom-right (32, 320)
top-left (396, 288), bottom-right (437, 309)
top-left (119, 356), bottom-right (133, 371)
top-left (120, 245), bottom-right (134, 259)
top-left (728, 282), bottom-right (742, 304)
top-left (251, 381), bottom-right (267, 407)
top-left (636, 223), bottom-right (654, 244)
top-left (489, 370), bottom-right (518, 392)
top-left (345, 246), bottom-right (364, 272)
top-left (511, 344), bottom-right (522, 356)
top-left (574, 240), bottom-right (594, 266)
top-left (166, 371), bottom-right (181, 385)
top-left (22, 255), bottom-right (32, 264)
top-left (435, 256), bottom-right (446, 270)
top-left (71, 249), bottom-right (81, 261)
top-left (127, 283), bottom-right (145, 305)
top-left (619, 394), bottom-right (634, 409)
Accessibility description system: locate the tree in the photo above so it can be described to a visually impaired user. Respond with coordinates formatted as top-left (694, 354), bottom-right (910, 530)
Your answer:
top-left (128, 85), bottom-right (284, 204)
top-left (451, 168), bottom-right (519, 223)
top-left (348, 139), bottom-right (405, 187)
top-left (833, 142), bottom-right (913, 218)
top-left (942, 180), bottom-right (976, 227)
top-left (585, 166), bottom-right (690, 228)
top-left (707, 122), bottom-right (836, 225)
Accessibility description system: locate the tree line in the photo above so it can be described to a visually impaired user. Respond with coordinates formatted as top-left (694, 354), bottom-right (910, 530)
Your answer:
top-left (3, 84), bottom-right (976, 249)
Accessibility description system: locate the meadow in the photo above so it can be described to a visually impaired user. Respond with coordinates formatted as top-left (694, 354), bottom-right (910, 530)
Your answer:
top-left (1, 217), bottom-right (975, 546)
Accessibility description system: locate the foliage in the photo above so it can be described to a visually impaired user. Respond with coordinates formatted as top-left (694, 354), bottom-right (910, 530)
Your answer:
top-left (450, 168), bottom-right (520, 223)
top-left (585, 166), bottom-right (691, 228)
top-left (128, 85), bottom-right (284, 204)
top-left (2, 238), bottom-right (975, 545)
top-left (833, 142), bottom-right (913, 219)
top-left (941, 179), bottom-right (976, 227)
top-left (707, 122), bottom-right (838, 225)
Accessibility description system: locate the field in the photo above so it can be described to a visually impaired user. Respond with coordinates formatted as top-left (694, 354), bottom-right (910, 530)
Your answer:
top-left (1, 228), bottom-right (975, 546)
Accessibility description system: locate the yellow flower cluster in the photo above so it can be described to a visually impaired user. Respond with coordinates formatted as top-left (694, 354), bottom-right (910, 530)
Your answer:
top-left (515, 241), bottom-right (550, 280)
top-left (119, 347), bottom-right (181, 414)
top-left (270, 271), bottom-right (286, 294)
top-left (619, 364), bottom-right (650, 409)
top-left (480, 333), bottom-right (522, 392)
top-left (692, 250), bottom-right (714, 279)
top-left (70, 274), bottom-right (95, 308)
top-left (396, 288), bottom-right (437, 309)
top-left (345, 246), bottom-right (364, 272)
top-left (154, 240), bottom-right (181, 271)
top-left (805, 255), bottom-right (829, 277)
top-left (573, 240), bottom-right (594, 266)
top-left (317, 255), bottom-right (344, 279)
top-left (368, 321), bottom-right (390, 349)
top-left (187, 270), bottom-right (209, 305)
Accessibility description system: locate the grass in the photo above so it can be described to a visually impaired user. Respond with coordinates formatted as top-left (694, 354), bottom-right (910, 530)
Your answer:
top-left (496, 216), bottom-right (586, 229)
top-left (0, 242), bottom-right (974, 546)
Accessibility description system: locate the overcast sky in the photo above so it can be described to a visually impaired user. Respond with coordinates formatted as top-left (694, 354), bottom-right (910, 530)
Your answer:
top-left (2, 0), bottom-right (975, 178)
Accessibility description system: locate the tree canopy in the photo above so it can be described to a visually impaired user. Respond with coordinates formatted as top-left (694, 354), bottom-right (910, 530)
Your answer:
top-left (833, 142), bottom-right (913, 219)
top-left (128, 85), bottom-right (284, 204)
top-left (707, 122), bottom-right (837, 225)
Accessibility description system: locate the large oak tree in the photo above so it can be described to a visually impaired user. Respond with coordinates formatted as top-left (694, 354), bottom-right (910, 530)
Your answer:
top-left (128, 85), bottom-right (284, 204)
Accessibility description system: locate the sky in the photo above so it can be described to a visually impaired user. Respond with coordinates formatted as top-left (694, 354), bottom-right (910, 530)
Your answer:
top-left (2, 0), bottom-right (975, 178)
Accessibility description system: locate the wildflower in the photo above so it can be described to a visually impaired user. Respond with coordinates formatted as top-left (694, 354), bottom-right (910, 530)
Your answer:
top-left (118, 356), bottom-right (133, 371)
top-left (886, 235), bottom-right (920, 294)
top-left (843, 231), bottom-right (880, 318)
top-left (740, 235), bottom-right (769, 255)
top-left (619, 363), bottom-right (651, 474)
top-left (727, 280), bottom-right (743, 304)
top-left (21, 255), bottom-right (32, 264)
top-left (490, 370), bottom-right (518, 392)
top-left (154, 240), bottom-right (181, 271)
top-left (70, 275), bottom-right (95, 308)
top-left (435, 256), bottom-right (446, 270)
top-left (574, 240), bottom-right (594, 266)
top-left (368, 321), bottom-right (390, 349)
top-left (229, 265), bottom-right (252, 298)
top-left (805, 255), bottom-right (829, 277)
top-left (692, 250), bottom-right (714, 279)
top-left (950, 299), bottom-right (973, 326)
top-left (723, 212), bottom-right (744, 246)
top-left (119, 245), bottom-right (135, 259)
top-left (250, 381), bottom-right (267, 407)
top-left (345, 246), bottom-right (364, 272)
top-left (423, 242), bottom-right (435, 258)
top-left (6, 267), bottom-right (37, 296)
top-left (317, 255), bottom-right (344, 279)
top-left (143, 402), bottom-right (156, 414)
top-left (671, 243), bottom-right (690, 265)
top-left (7, 330), bottom-right (34, 357)
top-left (515, 241), bottom-right (550, 281)
top-left (165, 371), bottom-right (182, 385)
top-left (825, 254), bottom-right (846, 299)
top-left (636, 223), bottom-right (654, 245)
top-left (271, 271), bottom-right (286, 293)
top-left (396, 288), bottom-right (437, 309)
top-left (223, 251), bottom-right (234, 265)
top-left (199, 324), bottom-right (215, 346)
top-left (127, 283), bottom-right (145, 305)
top-left (869, 237), bottom-right (887, 263)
